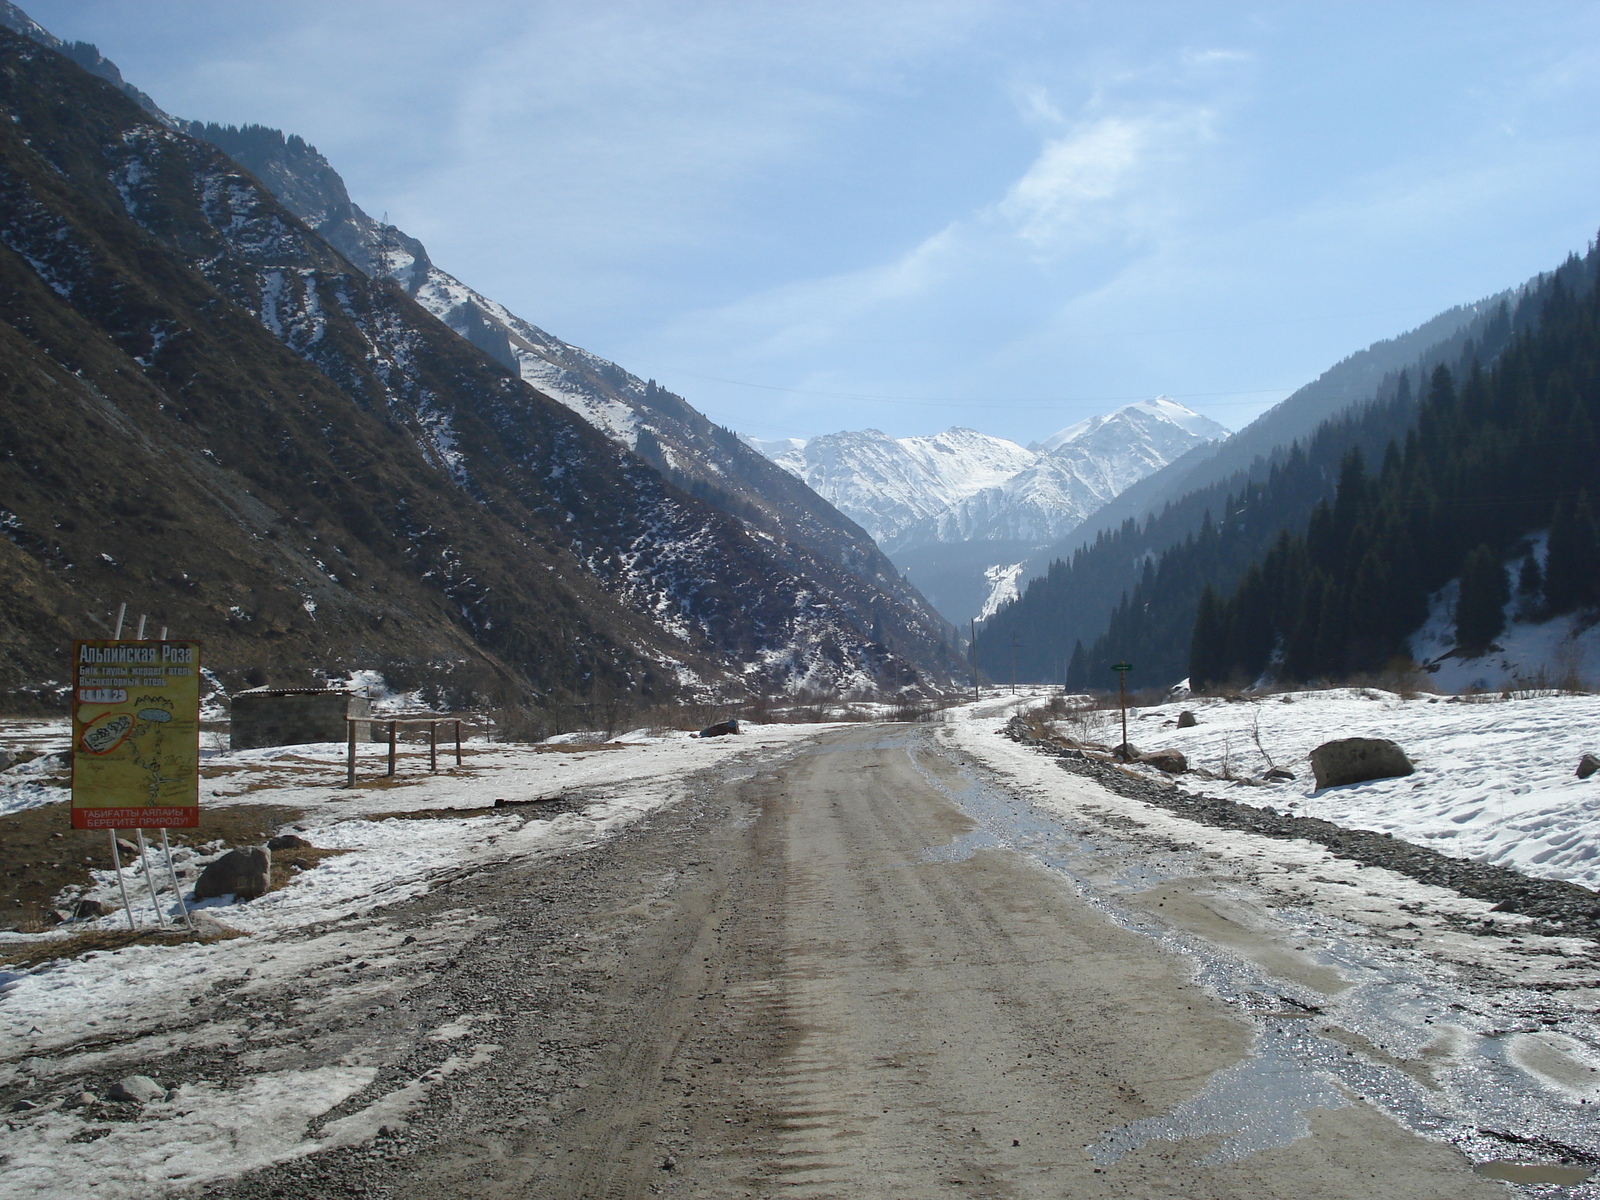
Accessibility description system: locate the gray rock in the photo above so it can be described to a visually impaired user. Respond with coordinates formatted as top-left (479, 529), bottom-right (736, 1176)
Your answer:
top-left (73, 898), bottom-right (117, 920)
top-left (1309, 738), bottom-right (1414, 789)
top-left (1577, 753), bottom-right (1600, 780)
top-left (1140, 748), bottom-right (1188, 774)
top-left (1176, 710), bottom-right (1198, 729)
top-left (1113, 742), bottom-right (1141, 763)
top-left (107, 1075), bottom-right (165, 1104)
top-left (115, 838), bottom-right (140, 857)
top-left (193, 846), bottom-right (272, 902)
top-left (266, 834), bottom-right (313, 851)
top-left (1261, 767), bottom-right (1297, 783)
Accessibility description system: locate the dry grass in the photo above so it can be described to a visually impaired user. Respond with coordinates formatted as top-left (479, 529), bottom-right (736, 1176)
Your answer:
top-left (0, 924), bottom-right (246, 971)
top-left (0, 802), bottom-right (304, 931)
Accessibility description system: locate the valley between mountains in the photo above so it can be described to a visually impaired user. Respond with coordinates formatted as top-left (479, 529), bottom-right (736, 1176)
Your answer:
top-left (2, 5), bottom-right (1600, 1200)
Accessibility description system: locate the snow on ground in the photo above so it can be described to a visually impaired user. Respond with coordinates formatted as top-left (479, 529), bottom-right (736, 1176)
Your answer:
top-left (6, 722), bottom-right (831, 939)
top-left (1412, 588), bottom-right (1600, 693)
top-left (956, 685), bottom-right (1600, 892)
top-left (937, 690), bottom-right (1597, 983)
top-left (0, 720), bottom-right (835, 1197)
top-left (1407, 534), bottom-right (1600, 692)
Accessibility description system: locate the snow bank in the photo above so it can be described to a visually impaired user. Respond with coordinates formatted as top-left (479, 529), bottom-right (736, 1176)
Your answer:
top-left (1054, 688), bottom-right (1600, 892)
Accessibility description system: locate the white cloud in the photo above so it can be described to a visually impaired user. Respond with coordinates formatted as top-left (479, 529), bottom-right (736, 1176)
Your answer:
top-left (994, 108), bottom-right (1214, 251)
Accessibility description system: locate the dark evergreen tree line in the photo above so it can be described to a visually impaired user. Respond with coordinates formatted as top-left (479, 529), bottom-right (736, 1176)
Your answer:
top-left (974, 256), bottom-right (1566, 691)
top-left (976, 242), bottom-right (1594, 693)
top-left (1193, 244), bottom-right (1600, 688)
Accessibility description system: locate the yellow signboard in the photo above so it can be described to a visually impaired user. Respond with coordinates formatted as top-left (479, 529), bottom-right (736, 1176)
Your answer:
top-left (71, 640), bottom-right (201, 830)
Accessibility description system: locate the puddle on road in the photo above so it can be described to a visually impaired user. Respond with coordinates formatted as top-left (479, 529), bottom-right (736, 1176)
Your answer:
top-left (1088, 1026), bottom-right (1353, 1165)
top-left (901, 729), bottom-right (1600, 1195)
top-left (1478, 1161), bottom-right (1596, 1186)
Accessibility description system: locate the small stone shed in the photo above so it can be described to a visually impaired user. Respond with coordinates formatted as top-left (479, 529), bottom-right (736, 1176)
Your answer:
top-left (230, 687), bottom-right (375, 751)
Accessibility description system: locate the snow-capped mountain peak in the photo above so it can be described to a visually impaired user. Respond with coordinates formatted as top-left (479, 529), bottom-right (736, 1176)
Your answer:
top-left (754, 427), bottom-right (1034, 545)
top-left (1035, 395), bottom-right (1226, 453)
top-left (757, 398), bottom-right (1227, 554)
top-left (747, 397), bottom-right (1228, 623)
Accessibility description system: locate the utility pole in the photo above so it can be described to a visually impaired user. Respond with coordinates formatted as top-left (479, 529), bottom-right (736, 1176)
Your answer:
top-left (1010, 635), bottom-right (1019, 696)
top-left (1111, 661), bottom-right (1133, 759)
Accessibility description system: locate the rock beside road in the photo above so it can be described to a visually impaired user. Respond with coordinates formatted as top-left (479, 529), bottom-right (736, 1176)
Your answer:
top-left (107, 1075), bottom-right (165, 1104)
top-left (1139, 748), bottom-right (1188, 774)
top-left (194, 847), bottom-right (272, 903)
top-left (1577, 753), bottom-right (1600, 780)
top-left (1309, 737), bottom-right (1414, 788)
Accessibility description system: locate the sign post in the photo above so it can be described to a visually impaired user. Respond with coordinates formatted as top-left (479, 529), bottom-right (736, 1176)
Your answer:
top-left (1110, 662), bottom-right (1133, 760)
top-left (71, 640), bottom-right (202, 929)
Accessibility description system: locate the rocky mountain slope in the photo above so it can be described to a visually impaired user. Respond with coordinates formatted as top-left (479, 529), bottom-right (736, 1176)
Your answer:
top-left (179, 123), bottom-right (943, 650)
top-left (749, 398), bottom-right (1225, 623)
top-left (0, 27), bottom-right (956, 709)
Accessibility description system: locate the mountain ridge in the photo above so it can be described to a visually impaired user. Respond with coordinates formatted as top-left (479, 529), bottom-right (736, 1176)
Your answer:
top-left (749, 398), bottom-right (1226, 622)
top-left (0, 26), bottom-right (954, 712)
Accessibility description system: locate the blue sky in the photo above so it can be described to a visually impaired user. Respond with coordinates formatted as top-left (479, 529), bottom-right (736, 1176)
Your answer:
top-left (24, 1), bottom-right (1600, 445)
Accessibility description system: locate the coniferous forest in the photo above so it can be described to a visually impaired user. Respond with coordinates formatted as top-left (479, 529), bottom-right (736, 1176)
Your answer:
top-left (1192, 243), bottom-right (1600, 688)
top-left (976, 242), bottom-right (1599, 692)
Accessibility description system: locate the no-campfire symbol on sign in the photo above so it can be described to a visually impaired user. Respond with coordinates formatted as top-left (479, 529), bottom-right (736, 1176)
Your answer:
top-left (70, 640), bottom-right (202, 829)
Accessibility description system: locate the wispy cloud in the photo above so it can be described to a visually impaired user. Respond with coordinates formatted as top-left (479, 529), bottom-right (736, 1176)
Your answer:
top-left (995, 111), bottom-right (1210, 249)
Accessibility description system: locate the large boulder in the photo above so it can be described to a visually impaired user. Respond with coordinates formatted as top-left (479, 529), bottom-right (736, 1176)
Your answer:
top-left (1176, 710), bottom-right (1198, 729)
top-left (1309, 738), bottom-right (1414, 789)
top-left (107, 1075), bottom-right (165, 1104)
top-left (1140, 748), bottom-right (1188, 774)
top-left (266, 834), bottom-right (313, 851)
top-left (1576, 753), bottom-right (1600, 780)
top-left (696, 719), bottom-right (741, 738)
top-left (193, 846), bottom-right (272, 902)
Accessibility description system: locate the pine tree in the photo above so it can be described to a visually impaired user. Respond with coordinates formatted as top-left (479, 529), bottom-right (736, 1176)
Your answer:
top-left (1189, 587), bottom-right (1226, 689)
top-left (1281, 574), bottom-right (1325, 682)
top-left (1545, 494), bottom-right (1600, 614)
top-left (1517, 550), bottom-right (1542, 602)
top-left (1066, 640), bottom-right (1088, 691)
top-left (1345, 549), bottom-right (1392, 672)
top-left (1456, 544), bottom-right (1509, 654)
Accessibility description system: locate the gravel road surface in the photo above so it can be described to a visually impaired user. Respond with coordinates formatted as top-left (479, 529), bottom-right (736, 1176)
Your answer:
top-left (187, 717), bottom-right (1583, 1199)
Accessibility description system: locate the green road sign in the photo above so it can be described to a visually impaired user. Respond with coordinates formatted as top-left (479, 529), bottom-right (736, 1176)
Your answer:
top-left (1110, 662), bottom-right (1133, 672)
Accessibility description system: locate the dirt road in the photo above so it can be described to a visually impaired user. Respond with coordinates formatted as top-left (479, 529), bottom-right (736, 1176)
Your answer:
top-left (217, 719), bottom-right (1518, 1200)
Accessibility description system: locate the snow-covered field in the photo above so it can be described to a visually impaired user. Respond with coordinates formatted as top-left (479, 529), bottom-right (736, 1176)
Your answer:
top-left (1029, 686), bottom-right (1600, 893)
